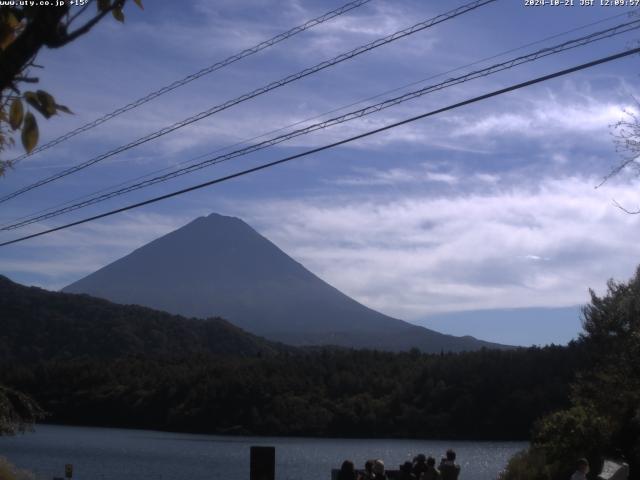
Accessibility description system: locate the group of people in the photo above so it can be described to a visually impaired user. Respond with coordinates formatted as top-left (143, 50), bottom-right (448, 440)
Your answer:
top-left (337, 449), bottom-right (461, 480)
top-left (339, 451), bottom-right (597, 480)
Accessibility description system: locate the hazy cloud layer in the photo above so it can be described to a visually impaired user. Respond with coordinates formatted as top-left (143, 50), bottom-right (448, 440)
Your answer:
top-left (239, 173), bottom-right (640, 320)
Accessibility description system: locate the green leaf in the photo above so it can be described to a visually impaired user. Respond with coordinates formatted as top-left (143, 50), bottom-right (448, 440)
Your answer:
top-left (36, 90), bottom-right (57, 117)
top-left (9, 98), bottom-right (23, 130)
top-left (8, 8), bottom-right (25, 22)
top-left (24, 91), bottom-right (42, 112)
top-left (5, 11), bottom-right (20, 29)
top-left (23, 91), bottom-right (38, 103)
top-left (97, 0), bottom-right (111, 12)
top-left (112, 7), bottom-right (124, 22)
top-left (24, 90), bottom-right (53, 119)
top-left (133, 0), bottom-right (143, 9)
top-left (55, 103), bottom-right (73, 115)
top-left (21, 112), bottom-right (38, 153)
top-left (0, 15), bottom-right (17, 50)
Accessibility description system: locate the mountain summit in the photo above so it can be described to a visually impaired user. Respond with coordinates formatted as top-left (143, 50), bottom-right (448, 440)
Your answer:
top-left (63, 213), bottom-right (505, 352)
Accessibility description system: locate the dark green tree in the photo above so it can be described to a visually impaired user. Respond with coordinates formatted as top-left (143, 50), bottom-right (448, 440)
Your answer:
top-left (0, 385), bottom-right (43, 435)
top-left (503, 267), bottom-right (640, 479)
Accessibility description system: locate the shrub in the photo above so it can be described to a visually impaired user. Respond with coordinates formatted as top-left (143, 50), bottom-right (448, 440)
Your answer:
top-left (0, 457), bottom-right (34, 480)
top-left (499, 448), bottom-right (549, 480)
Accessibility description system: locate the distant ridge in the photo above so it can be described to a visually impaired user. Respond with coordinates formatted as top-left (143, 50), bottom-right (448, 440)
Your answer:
top-left (63, 213), bottom-right (509, 352)
top-left (0, 275), bottom-right (282, 363)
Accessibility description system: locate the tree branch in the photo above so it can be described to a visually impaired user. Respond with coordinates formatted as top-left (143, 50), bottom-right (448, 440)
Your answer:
top-left (52, 0), bottom-right (125, 47)
top-left (613, 198), bottom-right (640, 215)
top-left (0, 6), bottom-right (69, 92)
top-left (67, 0), bottom-right (94, 27)
top-left (0, 1), bottom-right (126, 91)
top-left (14, 76), bottom-right (38, 83)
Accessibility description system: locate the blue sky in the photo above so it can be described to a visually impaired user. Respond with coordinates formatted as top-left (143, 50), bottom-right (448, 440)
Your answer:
top-left (1, 0), bottom-right (639, 346)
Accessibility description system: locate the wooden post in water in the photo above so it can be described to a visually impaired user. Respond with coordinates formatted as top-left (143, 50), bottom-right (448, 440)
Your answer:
top-left (250, 446), bottom-right (275, 480)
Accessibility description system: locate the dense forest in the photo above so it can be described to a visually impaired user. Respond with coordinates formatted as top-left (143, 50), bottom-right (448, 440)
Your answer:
top-left (0, 275), bottom-right (586, 441)
top-left (1, 346), bottom-right (582, 440)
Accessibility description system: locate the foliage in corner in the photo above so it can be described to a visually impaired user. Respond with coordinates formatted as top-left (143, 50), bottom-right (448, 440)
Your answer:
top-left (0, 457), bottom-right (35, 480)
top-left (531, 405), bottom-right (611, 479)
top-left (498, 448), bottom-right (548, 480)
top-left (0, 385), bottom-right (44, 436)
top-left (0, 0), bottom-right (143, 176)
top-left (502, 266), bottom-right (640, 480)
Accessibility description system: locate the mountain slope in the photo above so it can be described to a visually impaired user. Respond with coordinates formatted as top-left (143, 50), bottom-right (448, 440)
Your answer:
top-left (63, 213), bottom-right (508, 352)
top-left (0, 275), bottom-right (282, 363)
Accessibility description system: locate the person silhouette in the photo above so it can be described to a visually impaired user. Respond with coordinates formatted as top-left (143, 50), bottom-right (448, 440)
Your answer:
top-left (570, 458), bottom-right (590, 480)
top-left (438, 450), bottom-right (460, 480)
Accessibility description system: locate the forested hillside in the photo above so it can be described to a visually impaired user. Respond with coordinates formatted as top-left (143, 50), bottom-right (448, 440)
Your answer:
top-left (0, 275), bottom-right (283, 361)
top-left (0, 275), bottom-right (585, 440)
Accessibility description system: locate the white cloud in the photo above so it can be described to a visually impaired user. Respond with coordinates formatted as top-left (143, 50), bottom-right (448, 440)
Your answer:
top-left (154, 79), bottom-right (638, 158)
top-left (522, 254), bottom-right (549, 261)
top-left (3, 169), bottom-right (640, 325)
top-left (235, 173), bottom-right (640, 320)
top-left (332, 163), bottom-right (459, 186)
top-left (475, 173), bottom-right (500, 184)
top-left (450, 84), bottom-right (638, 141)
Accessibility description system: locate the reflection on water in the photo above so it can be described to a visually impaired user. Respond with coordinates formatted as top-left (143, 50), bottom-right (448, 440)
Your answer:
top-left (0, 424), bottom-right (527, 480)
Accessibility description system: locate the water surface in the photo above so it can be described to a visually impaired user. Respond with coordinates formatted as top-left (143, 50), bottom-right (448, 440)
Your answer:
top-left (0, 424), bottom-right (526, 480)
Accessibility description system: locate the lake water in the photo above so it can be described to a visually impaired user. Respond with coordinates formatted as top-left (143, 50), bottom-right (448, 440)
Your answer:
top-left (0, 424), bottom-right (527, 480)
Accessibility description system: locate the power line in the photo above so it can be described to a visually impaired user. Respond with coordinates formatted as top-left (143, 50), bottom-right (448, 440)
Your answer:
top-left (5, 18), bottom-right (639, 231)
top-left (8, 0), bottom-right (374, 164)
top-left (0, 0), bottom-right (498, 205)
top-left (2, 46), bottom-right (638, 248)
top-left (4, 9), bottom-right (630, 230)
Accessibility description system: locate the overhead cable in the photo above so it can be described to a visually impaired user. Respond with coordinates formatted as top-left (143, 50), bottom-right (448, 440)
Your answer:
top-left (4, 18), bottom-right (639, 231)
top-left (0, 0), bottom-right (497, 205)
top-left (2, 45), bottom-right (638, 247)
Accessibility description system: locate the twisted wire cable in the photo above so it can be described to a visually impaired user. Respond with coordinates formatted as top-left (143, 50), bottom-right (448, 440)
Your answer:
top-left (2, 45), bottom-right (639, 247)
top-left (0, 0), bottom-right (498, 205)
top-left (4, 18), bottom-right (639, 231)
top-left (4, 9), bottom-right (629, 229)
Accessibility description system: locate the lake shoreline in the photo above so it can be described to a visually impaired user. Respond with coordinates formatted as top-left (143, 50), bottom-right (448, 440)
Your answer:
top-left (1, 424), bottom-right (527, 480)
top-left (34, 420), bottom-right (532, 443)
